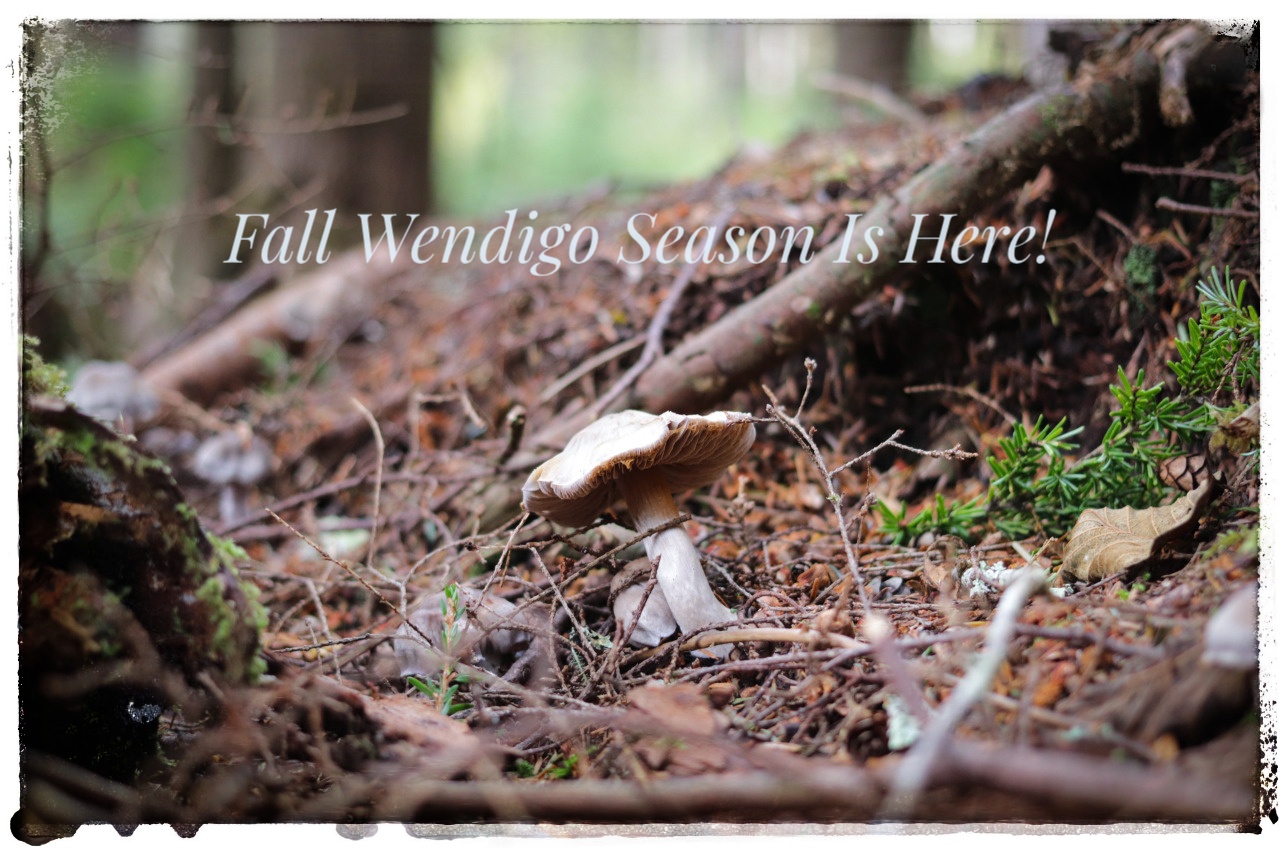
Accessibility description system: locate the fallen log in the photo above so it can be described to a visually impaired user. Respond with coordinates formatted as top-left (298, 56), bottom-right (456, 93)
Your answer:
top-left (140, 252), bottom-right (404, 404)
top-left (620, 24), bottom-right (1234, 415)
top-left (19, 342), bottom-right (266, 786)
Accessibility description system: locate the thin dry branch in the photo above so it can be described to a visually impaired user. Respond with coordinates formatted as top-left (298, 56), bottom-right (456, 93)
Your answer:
top-left (1155, 197), bottom-right (1259, 220)
top-left (763, 360), bottom-right (872, 615)
top-left (592, 205), bottom-right (736, 416)
top-left (812, 71), bottom-right (929, 127)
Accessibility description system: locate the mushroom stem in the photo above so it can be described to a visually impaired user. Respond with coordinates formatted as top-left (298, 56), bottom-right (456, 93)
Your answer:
top-left (613, 583), bottom-right (677, 646)
top-left (616, 467), bottom-right (734, 654)
top-left (218, 484), bottom-right (247, 525)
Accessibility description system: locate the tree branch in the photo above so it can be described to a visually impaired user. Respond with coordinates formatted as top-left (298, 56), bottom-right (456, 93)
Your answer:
top-left (624, 29), bottom-right (1211, 414)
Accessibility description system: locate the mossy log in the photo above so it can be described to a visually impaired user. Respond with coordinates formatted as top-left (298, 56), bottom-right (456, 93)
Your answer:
top-left (19, 380), bottom-right (266, 781)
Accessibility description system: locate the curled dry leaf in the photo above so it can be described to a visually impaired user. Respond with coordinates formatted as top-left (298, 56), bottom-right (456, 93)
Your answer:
top-left (1060, 479), bottom-right (1214, 583)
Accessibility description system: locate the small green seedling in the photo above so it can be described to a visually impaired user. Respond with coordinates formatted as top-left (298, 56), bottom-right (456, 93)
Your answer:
top-left (406, 583), bottom-right (472, 715)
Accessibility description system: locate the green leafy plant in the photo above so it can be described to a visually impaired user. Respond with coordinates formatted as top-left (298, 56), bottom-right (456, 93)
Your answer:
top-left (406, 583), bottom-right (472, 716)
top-left (514, 752), bottom-right (579, 780)
top-left (1170, 267), bottom-right (1259, 403)
top-left (880, 268), bottom-right (1258, 542)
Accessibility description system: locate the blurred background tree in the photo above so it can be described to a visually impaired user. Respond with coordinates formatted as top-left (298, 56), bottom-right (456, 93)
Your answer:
top-left (21, 20), bottom-right (1036, 363)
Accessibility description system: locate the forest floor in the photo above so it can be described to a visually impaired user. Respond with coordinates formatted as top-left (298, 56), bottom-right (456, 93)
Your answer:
top-left (17, 22), bottom-right (1266, 839)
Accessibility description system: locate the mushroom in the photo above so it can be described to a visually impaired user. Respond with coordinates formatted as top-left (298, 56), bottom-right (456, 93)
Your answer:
top-left (521, 409), bottom-right (755, 656)
top-left (610, 558), bottom-right (679, 647)
top-left (191, 424), bottom-right (273, 524)
top-left (67, 360), bottom-right (158, 433)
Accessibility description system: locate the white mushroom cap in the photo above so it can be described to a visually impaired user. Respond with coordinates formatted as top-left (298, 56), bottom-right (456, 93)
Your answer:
top-left (68, 360), bottom-right (159, 427)
top-left (521, 410), bottom-right (755, 527)
top-left (192, 425), bottom-right (273, 486)
top-left (522, 410), bottom-right (754, 657)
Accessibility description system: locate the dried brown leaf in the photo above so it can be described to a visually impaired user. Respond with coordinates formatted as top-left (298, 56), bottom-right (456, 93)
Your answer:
top-left (625, 682), bottom-right (731, 774)
top-left (1060, 480), bottom-right (1213, 582)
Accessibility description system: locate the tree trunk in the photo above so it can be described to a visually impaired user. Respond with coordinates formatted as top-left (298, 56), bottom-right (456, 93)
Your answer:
top-left (833, 20), bottom-right (914, 93)
top-left (253, 21), bottom-right (436, 217)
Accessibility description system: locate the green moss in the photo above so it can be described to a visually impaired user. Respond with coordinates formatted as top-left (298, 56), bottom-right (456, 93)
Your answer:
top-left (1206, 525), bottom-right (1258, 561)
top-left (1209, 179), bottom-right (1237, 210)
top-left (1123, 244), bottom-right (1157, 288)
top-left (25, 401), bottom-right (267, 685)
top-left (208, 533), bottom-right (249, 564)
top-left (69, 583), bottom-right (129, 658)
top-left (195, 576), bottom-right (234, 654)
top-left (1037, 94), bottom-right (1073, 131)
top-left (22, 335), bottom-right (69, 397)
top-left (195, 549), bottom-right (269, 682)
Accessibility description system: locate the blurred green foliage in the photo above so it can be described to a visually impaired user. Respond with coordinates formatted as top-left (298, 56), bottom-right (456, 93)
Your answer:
top-left (433, 23), bottom-right (842, 214)
top-left (29, 24), bottom-right (186, 285)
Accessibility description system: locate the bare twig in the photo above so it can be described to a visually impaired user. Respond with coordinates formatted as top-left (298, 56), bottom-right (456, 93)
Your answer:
top-left (269, 632), bottom-right (385, 654)
top-left (812, 71), bottom-right (929, 127)
top-left (903, 383), bottom-right (1018, 427)
top-left (1095, 208), bottom-right (1137, 242)
top-left (679, 626), bottom-right (863, 652)
top-left (477, 511), bottom-right (531, 598)
top-left (1155, 197), bottom-right (1259, 219)
top-left (831, 429), bottom-right (978, 476)
top-left (764, 359), bottom-right (872, 614)
top-left (213, 457), bottom-right (418, 535)
top-left (1121, 161), bottom-right (1255, 184)
top-left (350, 397), bottom-right (385, 572)
top-left (538, 337), bottom-right (644, 405)
top-left (530, 549), bottom-right (593, 663)
top-left (591, 205), bottom-right (735, 415)
top-left (264, 508), bottom-right (434, 654)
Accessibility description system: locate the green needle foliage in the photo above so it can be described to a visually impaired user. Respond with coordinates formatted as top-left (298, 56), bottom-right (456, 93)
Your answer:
top-left (877, 493), bottom-right (987, 544)
top-left (1170, 268), bottom-right (1259, 402)
top-left (879, 268), bottom-right (1258, 543)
